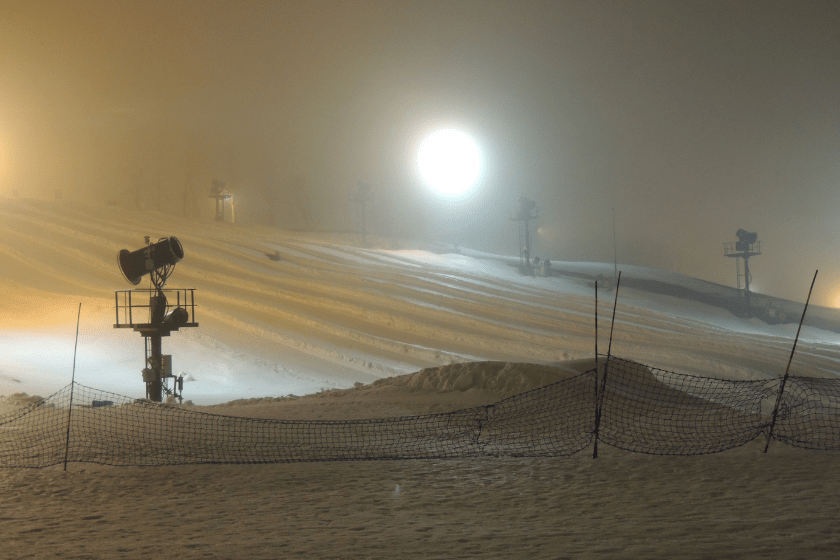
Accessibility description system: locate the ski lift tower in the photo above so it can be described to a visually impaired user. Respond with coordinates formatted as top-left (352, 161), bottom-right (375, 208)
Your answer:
top-left (209, 179), bottom-right (231, 222)
top-left (114, 236), bottom-right (198, 402)
top-left (724, 229), bottom-right (761, 309)
top-left (511, 196), bottom-right (538, 275)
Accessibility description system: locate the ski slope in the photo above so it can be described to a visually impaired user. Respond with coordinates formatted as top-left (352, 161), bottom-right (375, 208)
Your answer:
top-left (2, 198), bottom-right (840, 404)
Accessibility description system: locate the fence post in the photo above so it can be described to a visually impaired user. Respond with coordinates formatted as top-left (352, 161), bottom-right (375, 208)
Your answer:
top-left (764, 270), bottom-right (817, 453)
top-left (593, 281), bottom-right (599, 457)
top-left (63, 303), bottom-right (81, 471)
top-left (593, 272), bottom-right (621, 459)
top-left (592, 359), bottom-right (604, 459)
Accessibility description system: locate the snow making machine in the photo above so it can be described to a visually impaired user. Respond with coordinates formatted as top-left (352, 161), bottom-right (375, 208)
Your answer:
top-left (114, 236), bottom-right (198, 402)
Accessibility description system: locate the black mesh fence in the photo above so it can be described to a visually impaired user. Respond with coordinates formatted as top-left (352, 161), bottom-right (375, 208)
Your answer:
top-left (596, 357), bottom-right (773, 455)
top-left (0, 377), bottom-right (595, 468)
top-left (0, 384), bottom-right (73, 468)
top-left (766, 376), bottom-right (840, 451)
top-left (2, 359), bottom-right (839, 468)
top-left (481, 371), bottom-right (595, 457)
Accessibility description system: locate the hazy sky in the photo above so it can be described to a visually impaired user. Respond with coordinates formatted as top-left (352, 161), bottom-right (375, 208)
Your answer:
top-left (1, 1), bottom-right (839, 306)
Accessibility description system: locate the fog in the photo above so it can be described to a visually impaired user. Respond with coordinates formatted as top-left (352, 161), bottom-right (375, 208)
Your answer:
top-left (1, 1), bottom-right (839, 305)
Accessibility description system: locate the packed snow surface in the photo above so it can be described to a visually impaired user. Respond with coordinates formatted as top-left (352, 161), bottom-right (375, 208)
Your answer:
top-left (2, 199), bottom-right (840, 404)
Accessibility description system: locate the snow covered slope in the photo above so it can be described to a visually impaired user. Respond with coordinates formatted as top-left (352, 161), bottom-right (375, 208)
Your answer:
top-left (2, 198), bottom-right (840, 404)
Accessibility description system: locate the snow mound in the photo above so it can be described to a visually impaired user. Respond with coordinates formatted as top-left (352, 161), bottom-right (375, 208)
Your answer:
top-left (0, 392), bottom-right (44, 407)
top-left (0, 392), bottom-right (46, 416)
top-left (372, 359), bottom-right (600, 399)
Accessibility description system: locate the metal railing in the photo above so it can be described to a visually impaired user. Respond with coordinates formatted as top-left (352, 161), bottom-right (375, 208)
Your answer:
top-left (114, 288), bottom-right (197, 328)
top-left (723, 241), bottom-right (761, 257)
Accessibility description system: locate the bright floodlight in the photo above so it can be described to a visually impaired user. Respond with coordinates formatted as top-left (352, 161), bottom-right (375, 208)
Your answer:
top-left (418, 129), bottom-right (481, 197)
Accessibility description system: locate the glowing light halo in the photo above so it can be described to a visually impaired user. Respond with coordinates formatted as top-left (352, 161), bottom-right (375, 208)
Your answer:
top-left (417, 128), bottom-right (481, 198)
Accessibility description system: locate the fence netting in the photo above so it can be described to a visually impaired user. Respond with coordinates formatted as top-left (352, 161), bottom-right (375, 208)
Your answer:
top-left (2, 358), bottom-right (839, 468)
top-left (767, 376), bottom-right (840, 451)
top-left (596, 357), bottom-right (773, 455)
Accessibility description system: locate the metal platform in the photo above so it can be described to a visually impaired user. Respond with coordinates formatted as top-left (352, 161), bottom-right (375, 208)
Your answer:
top-left (114, 288), bottom-right (198, 335)
top-left (723, 240), bottom-right (761, 258)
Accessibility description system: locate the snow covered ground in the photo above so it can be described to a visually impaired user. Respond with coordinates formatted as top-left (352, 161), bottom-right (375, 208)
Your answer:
top-left (3, 198), bottom-right (840, 404)
top-left (4, 199), bottom-right (840, 560)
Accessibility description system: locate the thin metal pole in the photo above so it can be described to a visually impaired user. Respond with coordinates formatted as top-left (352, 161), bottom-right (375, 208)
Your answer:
top-left (525, 218), bottom-right (531, 274)
top-left (63, 303), bottom-right (81, 471)
top-left (593, 280), bottom-right (599, 458)
top-left (607, 271), bottom-right (622, 359)
top-left (612, 208), bottom-right (617, 279)
top-left (594, 271), bottom-right (621, 458)
top-left (744, 256), bottom-right (752, 311)
top-left (764, 270), bottom-right (818, 453)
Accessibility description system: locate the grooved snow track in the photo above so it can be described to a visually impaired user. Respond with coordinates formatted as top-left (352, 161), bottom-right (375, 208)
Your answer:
top-left (4, 199), bottom-right (840, 403)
